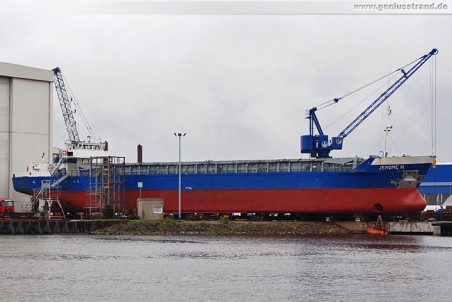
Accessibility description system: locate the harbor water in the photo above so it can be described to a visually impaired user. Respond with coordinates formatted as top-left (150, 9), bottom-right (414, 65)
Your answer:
top-left (1, 234), bottom-right (451, 301)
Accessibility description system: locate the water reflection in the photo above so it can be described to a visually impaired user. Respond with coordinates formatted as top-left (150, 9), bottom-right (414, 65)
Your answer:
top-left (0, 234), bottom-right (451, 302)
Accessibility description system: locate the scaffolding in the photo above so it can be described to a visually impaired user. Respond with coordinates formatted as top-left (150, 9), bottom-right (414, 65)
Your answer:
top-left (88, 156), bottom-right (126, 217)
top-left (30, 180), bottom-right (66, 219)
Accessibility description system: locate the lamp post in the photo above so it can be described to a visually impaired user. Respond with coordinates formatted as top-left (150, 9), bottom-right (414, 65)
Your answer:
top-left (174, 132), bottom-right (186, 219)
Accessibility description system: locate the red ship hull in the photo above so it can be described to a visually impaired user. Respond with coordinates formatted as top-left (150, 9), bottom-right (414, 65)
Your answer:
top-left (43, 187), bottom-right (426, 215)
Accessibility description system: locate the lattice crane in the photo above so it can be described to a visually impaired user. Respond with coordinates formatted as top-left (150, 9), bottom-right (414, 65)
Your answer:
top-left (52, 67), bottom-right (80, 143)
top-left (52, 66), bottom-right (101, 148)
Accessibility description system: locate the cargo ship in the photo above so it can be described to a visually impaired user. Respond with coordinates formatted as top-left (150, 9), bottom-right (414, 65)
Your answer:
top-left (11, 144), bottom-right (435, 216)
top-left (11, 49), bottom-right (438, 217)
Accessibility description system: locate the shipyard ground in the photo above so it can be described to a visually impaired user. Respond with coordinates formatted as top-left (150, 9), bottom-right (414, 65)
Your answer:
top-left (0, 219), bottom-right (350, 236)
top-left (1, 217), bottom-right (451, 236)
top-left (91, 220), bottom-right (351, 236)
top-left (91, 220), bottom-right (451, 236)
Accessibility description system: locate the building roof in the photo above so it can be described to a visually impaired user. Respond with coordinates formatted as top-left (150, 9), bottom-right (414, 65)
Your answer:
top-left (0, 62), bottom-right (53, 82)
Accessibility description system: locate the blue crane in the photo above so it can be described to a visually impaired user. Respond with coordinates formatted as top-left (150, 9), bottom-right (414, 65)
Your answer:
top-left (301, 48), bottom-right (438, 158)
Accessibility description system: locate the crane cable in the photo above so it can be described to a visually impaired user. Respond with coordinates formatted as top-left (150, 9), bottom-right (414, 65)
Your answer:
top-left (315, 54), bottom-right (425, 111)
top-left (61, 73), bottom-right (99, 143)
top-left (430, 54), bottom-right (437, 158)
top-left (324, 72), bottom-right (400, 130)
top-left (430, 55), bottom-right (439, 206)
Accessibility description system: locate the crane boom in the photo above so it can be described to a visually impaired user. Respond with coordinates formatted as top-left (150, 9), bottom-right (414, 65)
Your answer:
top-left (52, 67), bottom-right (80, 143)
top-left (337, 48), bottom-right (438, 140)
top-left (301, 48), bottom-right (438, 158)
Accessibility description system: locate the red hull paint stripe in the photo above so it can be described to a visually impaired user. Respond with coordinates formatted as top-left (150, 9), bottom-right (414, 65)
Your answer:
top-left (51, 188), bottom-right (426, 214)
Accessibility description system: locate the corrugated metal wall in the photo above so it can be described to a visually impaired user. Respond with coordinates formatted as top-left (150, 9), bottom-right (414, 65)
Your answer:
top-left (0, 63), bottom-right (53, 210)
top-left (0, 77), bottom-right (10, 199)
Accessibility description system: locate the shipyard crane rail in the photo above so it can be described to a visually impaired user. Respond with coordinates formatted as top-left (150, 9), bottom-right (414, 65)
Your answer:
top-left (301, 48), bottom-right (438, 158)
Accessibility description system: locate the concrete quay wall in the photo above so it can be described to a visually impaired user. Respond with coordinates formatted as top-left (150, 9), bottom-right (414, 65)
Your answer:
top-left (336, 221), bottom-right (442, 235)
top-left (388, 221), bottom-right (440, 235)
top-left (0, 220), bottom-right (110, 235)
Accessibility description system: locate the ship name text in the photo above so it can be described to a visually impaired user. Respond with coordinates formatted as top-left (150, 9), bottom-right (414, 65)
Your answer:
top-left (379, 165), bottom-right (405, 171)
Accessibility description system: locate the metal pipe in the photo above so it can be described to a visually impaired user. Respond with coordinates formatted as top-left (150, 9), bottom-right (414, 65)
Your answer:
top-left (174, 132), bottom-right (186, 219)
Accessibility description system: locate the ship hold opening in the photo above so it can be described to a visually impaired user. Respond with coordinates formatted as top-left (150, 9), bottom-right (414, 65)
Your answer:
top-left (373, 203), bottom-right (384, 213)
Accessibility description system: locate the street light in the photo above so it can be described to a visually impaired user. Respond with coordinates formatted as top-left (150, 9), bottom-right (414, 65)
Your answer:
top-left (174, 132), bottom-right (186, 219)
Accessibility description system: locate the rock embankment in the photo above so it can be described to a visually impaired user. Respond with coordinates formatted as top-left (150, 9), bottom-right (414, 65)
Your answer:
top-left (92, 220), bottom-right (351, 236)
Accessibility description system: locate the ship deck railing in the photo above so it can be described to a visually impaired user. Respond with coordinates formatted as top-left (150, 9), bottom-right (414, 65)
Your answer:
top-left (122, 158), bottom-right (361, 175)
top-left (62, 157), bottom-right (362, 177)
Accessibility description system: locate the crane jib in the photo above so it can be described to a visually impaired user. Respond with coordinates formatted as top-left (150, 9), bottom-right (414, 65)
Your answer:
top-left (52, 67), bottom-right (80, 143)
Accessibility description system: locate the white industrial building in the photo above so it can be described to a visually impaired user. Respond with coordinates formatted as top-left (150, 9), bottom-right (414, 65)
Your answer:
top-left (0, 62), bottom-right (53, 210)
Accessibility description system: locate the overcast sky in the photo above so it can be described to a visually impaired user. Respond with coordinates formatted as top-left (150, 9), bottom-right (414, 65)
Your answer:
top-left (2, 1), bottom-right (451, 163)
